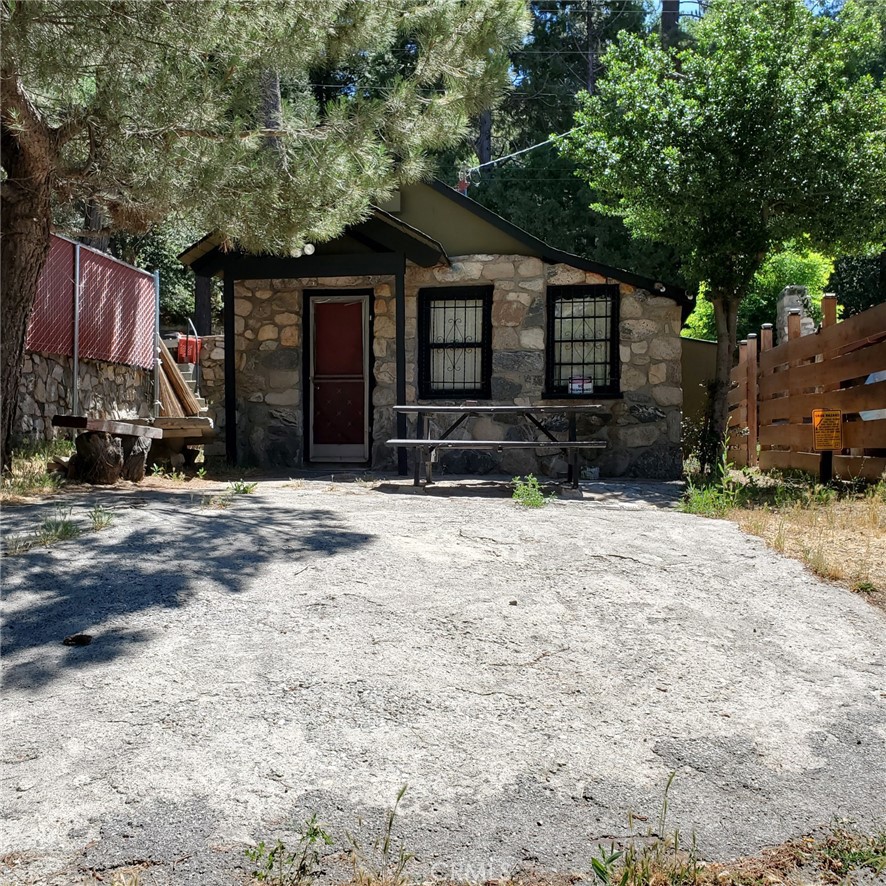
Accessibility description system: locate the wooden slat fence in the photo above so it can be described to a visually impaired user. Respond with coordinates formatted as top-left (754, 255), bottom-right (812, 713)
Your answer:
top-left (727, 296), bottom-right (886, 481)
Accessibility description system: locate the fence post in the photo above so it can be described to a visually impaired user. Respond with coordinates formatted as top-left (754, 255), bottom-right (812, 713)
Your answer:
top-left (787, 309), bottom-right (802, 340)
top-left (153, 270), bottom-right (162, 418)
top-left (734, 340), bottom-right (748, 465)
top-left (72, 244), bottom-right (81, 415)
top-left (746, 333), bottom-right (758, 466)
top-left (760, 323), bottom-right (773, 352)
top-left (821, 293), bottom-right (837, 329)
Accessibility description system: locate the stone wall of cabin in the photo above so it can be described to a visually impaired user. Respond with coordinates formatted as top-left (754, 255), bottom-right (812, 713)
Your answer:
top-left (211, 255), bottom-right (683, 478)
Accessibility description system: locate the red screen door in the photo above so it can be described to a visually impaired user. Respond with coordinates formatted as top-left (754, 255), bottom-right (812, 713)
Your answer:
top-left (309, 296), bottom-right (368, 461)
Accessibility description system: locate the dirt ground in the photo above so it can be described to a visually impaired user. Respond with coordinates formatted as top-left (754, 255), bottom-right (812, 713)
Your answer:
top-left (2, 477), bottom-right (885, 885)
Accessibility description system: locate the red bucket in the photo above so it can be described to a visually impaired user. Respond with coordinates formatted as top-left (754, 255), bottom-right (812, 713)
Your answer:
top-left (177, 336), bottom-right (202, 364)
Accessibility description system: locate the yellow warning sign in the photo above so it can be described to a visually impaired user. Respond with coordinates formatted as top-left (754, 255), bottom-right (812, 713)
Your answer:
top-left (812, 409), bottom-right (842, 451)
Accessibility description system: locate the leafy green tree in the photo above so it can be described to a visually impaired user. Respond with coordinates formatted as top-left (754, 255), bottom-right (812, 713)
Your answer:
top-left (0, 0), bottom-right (528, 467)
top-left (829, 252), bottom-right (886, 317)
top-left (561, 0), bottom-right (886, 443)
top-left (682, 244), bottom-right (835, 342)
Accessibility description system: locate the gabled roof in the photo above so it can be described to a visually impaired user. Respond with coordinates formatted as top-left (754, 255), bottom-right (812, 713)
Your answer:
top-left (178, 178), bottom-right (687, 308)
top-left (406, 180), bottom-right (686, 303)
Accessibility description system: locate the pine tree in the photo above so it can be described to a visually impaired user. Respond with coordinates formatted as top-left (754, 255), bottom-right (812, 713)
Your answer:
top-left (0, 0), bottom-right (528, 466)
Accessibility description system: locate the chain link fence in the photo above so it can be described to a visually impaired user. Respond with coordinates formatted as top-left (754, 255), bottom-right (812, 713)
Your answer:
top-left (26, 234), bottom-right (156, 369)
top-left (26, 236), bottom-right (76, 356)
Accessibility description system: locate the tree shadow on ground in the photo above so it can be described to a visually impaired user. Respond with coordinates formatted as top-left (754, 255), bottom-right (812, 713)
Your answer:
top-left (1, 487), bottom-right (374, 690)
top-left (374, 476), bottom-right (684, 508)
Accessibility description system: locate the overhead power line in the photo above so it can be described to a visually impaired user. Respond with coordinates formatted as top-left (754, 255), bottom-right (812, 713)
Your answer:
top-left (466, 129), bottom-right (577, 175)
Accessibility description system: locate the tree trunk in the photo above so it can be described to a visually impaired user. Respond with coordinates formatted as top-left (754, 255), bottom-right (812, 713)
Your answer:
top-left (121, 435), bottom-right (151, 482)
top-left (0, 151), bottom-right (53, 472)
top-left (710, 294), bottom-right (740, 452)
top-left (67, 431), bottom-right (124, 485)
top-left (476, 110), bottom-right (492, 165)
top-left (662, 0), bottom-right (680, 48)
top-left (81, 199), bottom-right (110, 252)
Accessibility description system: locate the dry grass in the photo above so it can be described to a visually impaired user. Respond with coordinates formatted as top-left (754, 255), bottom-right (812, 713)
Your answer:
top-left (730, 483), bottom-right (886, 612)
top-left (683, 468), bottom-right (886, 613)
top-left (0, 439), bottom-right (73, 503)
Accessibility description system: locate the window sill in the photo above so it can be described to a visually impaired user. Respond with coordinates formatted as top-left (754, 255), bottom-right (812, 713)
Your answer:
top-left (541, 391), bottom-right (623, 400)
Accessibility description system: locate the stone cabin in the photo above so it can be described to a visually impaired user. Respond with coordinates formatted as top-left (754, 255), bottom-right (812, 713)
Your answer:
top-left (181, 180), bottom-right (690, 479)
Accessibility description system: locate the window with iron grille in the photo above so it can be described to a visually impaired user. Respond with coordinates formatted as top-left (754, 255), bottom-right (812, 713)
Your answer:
top-left (546, 284), bottom-right (620, 397)
top-left (418, 287), bottom-right (492, 398)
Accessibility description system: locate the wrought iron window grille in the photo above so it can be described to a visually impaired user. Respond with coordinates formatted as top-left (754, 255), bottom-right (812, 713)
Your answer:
top-left (418, 287), bottom-right (493, 399)
top-left (545, 284), bottom-right (620, 397)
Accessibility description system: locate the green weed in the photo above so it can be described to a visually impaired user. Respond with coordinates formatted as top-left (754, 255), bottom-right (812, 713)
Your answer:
top-left (587, 778), bottom-right (886, 885)
top-left (36, 507), bottom-right (81, 545)
top-left (195, 466), bottom-right (208, 480)
top-left (512, 474), bottom-right (554, 508)
top-left (815, 823), bottom-right (886, 879)
top-left (88, 504), bottom-right (113, 531)
top-left (151, 464), bottom-right (186, 482)
top-left (4, 505), bottom-right (80, 554)
top-left (202, 492), bottom-right (234, 509)
top-left (229, 479), bottom-right (258, 495)
top-left (347, 785), bottom-right (413, 886)
top-left (246, 814), bottom-right (332, 886)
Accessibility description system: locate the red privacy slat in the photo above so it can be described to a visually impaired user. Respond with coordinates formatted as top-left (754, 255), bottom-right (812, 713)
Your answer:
top-left (25, 236), bottom-right (76, 356)
top-left (78, 250), bottom-right (155, 369)
top-left (25, 235), bottom-right (155, 369)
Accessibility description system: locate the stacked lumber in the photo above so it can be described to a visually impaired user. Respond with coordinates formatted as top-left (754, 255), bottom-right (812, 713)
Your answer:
top-left (158, 341), bottom-right (201, 416)
top-left (158, 365), bottom-right (185, 417)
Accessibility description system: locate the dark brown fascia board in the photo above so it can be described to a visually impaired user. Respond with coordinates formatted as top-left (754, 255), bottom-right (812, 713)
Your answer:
top-left (177, 231), bottom-right (226, 269)
top-left (179, 208), bottom-right (447, 276)
top-left (426, 178), bottom-right (688, 305)
top-left (363, 208), bottom-right (448, 267)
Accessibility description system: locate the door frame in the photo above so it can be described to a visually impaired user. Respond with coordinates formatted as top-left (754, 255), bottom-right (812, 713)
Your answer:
top-left (303, 289), bottom-right (374, 464)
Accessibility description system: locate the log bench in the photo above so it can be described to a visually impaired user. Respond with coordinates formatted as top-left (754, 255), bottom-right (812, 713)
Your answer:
top-left (52, 415), bottom-right (163, 483)
top-left (388, 404), bottom-right (608, 488)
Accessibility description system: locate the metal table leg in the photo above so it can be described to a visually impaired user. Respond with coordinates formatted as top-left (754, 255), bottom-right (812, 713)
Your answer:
top-left (413, 413), bottom-right (426, 486)
top-left (568, 411), bottom-right (578, 488)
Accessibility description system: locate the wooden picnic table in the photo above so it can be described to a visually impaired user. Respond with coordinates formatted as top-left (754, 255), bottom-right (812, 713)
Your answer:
top-left (388, 403), bottom-right (607, 488)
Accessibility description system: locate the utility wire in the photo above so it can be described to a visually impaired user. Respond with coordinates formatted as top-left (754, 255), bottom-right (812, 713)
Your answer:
top-left (466, 129), bottom-right (577, 174)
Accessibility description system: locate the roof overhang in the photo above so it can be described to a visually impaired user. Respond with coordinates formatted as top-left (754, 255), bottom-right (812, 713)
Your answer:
top-left (178, 208), bottom-right (447, 277)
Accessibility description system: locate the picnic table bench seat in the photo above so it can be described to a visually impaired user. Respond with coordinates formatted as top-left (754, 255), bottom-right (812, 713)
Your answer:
top-left (386, 439), bottom-right (606, 450)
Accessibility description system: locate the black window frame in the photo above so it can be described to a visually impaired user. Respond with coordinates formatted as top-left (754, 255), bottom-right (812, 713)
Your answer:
top-left (418, 286), bottom-right (493, 399)
top-left (545, 284), bottom-right (621, 398)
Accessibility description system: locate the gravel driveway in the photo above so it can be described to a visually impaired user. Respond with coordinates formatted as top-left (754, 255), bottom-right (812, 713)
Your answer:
top-left (2, 477), bottom-right (885, 885)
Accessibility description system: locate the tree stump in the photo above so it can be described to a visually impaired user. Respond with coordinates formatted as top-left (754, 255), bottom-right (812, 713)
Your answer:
top-left (122, 435), bottom-right (151, 482)
top-left (67, 432), bottom-right (124, 485)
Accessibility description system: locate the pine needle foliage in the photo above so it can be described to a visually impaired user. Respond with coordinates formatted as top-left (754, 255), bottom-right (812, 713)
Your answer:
top-left (2, 0), bottom-right (529, 254)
